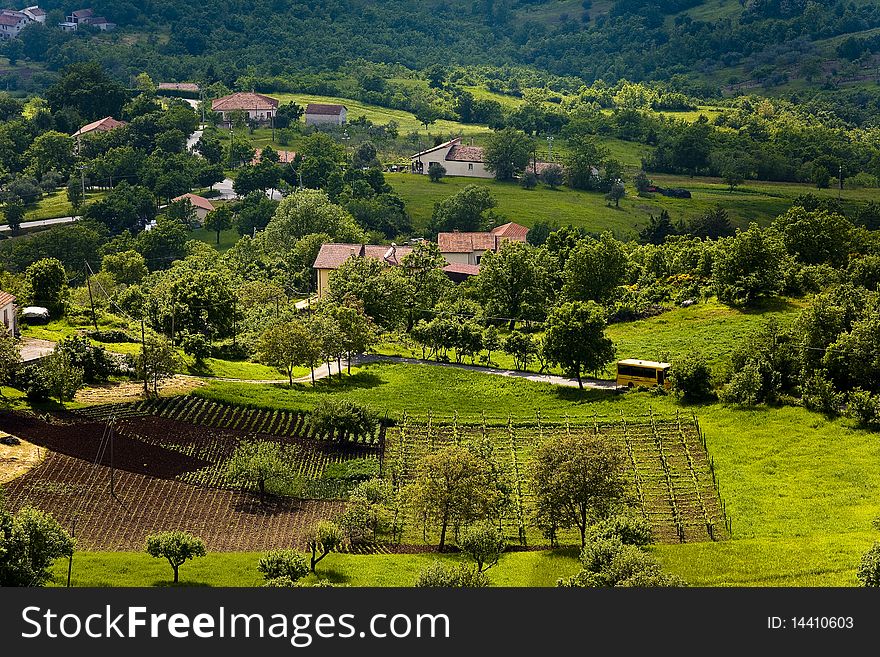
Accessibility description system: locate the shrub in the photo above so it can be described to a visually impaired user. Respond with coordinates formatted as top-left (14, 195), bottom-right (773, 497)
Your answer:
top-left (857, 543), bottom-right (880, 587)
top-left (459, 522), bottom-right (506, 572)
top-left (427, 162), bottom-right (446, 182)
top-left (519, 170), bottom-right (538, 190)
top-left (801, 372), bottom-right (844, 416)
top-left (847, 389), bottom-right (880, 429)
top-left (557, 537), bottom-right (686, 588)
top-left (415, 562), bottom-right (490, 587)
top-left (56, 335), bottom-right (116, 383)
top-left (719, 360), bottom-right (763, 406)
top-left (181, 333), bottom-right (211, 365)
top-left (258, 549), bottom-right (310, 583)
top-left (16, 363), bottom-right (50, 402)
top-left (310, 399), bottom-right (378, 440)
top-left (87, 329), bottom-right (135, 343)
top-left (669, 352), bottom-right (714, 401)
top-left (586, 514), bottom-right (654, 547)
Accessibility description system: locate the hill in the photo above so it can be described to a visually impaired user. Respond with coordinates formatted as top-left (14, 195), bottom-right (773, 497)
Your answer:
top-left (8, 1), bottom-right (880, 100)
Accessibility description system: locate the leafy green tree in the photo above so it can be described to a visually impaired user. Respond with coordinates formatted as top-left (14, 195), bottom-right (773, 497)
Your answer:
top-left (256, 320), bottom-right (311, 386)
top-left (520, 170), bottom-right (538, 190)
top-left (415, 562), bottom-right (489, 587)
top-left (136, 331), bottom-right (180, 394)
top-left (685, 206), bottom-right (734, 240)
top-left (639, 210), bottom-right (677, 244)
top-left (0, 331), bottom-right (20, 392)
top-left (307, 520), bottom-right (345, 573)
top-left (476, 241), bottom-right (554, 328)
top-left (145, 531), bottom-right (206, 584)
top-left (503, 331), bottom-right (539, 370)
top-left (564, 135), bottom-right (607, 190)
top-left (181, 333), bottom-right (211, 366)
top-left (605, 180), bottom-right (626, 207)
top-left (0, 504), bottom-right (74, 587)
top-left (427, 162), bottom-right (446, 182)
top-left (84, 183), bottom-right (157, 235)
top-left (25, 258), bottom-right (67, 316)
top-left (310, 399), bottom-right (378, 440)
top-left (45, 62), bottom-right (127, 122)
top-left (530, 432), bottom-right (626, 547)
top-left (713, 224), bottom-right (786, 306)
top-left (3, 199), bottom-right (25, 235)
top-left (396, 240), bottom-right (451, 331)
top-left (543, 301), bottom-right (615, 388)
top-left (66, 179), bottom-right (84, 213)
top-left (323, 301), bottom-right (377, 373)
top-left (669, 352), bottom-right (714, 400)
top-left (274, 102), bottom-right (304, 129)
top-left (460, 522), bottom-right (505, 572)
top-left (482, 326), bottom-right (501, 365)
top-left (101, 250), bottom-right (148, 285)
top-left (258, 549), bottom-right (310, 586)
top-left (263, 189), bottom-right (363, 248)
top-left (165, 198), bottom-right (198, 228)
top-left (405, 445), bottom-right (498, 551)
top-left (25, 131), bottom-right (75, 179)
top-left (562, 233), bottom-right (628, 304)
top-left (429, 184), bottom-right (497, 233)
top-left (773, 207), bottom-right (853, 267)
top-left (483, 128), bottom-right (533, 181)
top-left (204, 205), bottom-right (234, 244)
top-left (196, 134), bottom-right (224, 164)
top-left (718, 360), bottom-right (763, 406)
top-left (326, 257), bottom-right (405, 330)
top-left (540, 164), bottom-right (564, 189)
top-left (557, 537), bottom-right (686, 588)
top-left (225, 440), bottom-right (300, 505)
top-left (135, 216), bottom-right (189, 266)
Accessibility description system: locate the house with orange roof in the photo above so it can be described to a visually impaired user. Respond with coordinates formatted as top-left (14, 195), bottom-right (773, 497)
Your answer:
top-left (313, 243), bottom-right (413, 298)
top-left (72, 116), bottom-right (126, 139)
top-left (172, 193), bottom-right (216, 224)
top-left (211, 92), bottom-right (278, 125)
top-left (437, 222), bottom-right (530, 268)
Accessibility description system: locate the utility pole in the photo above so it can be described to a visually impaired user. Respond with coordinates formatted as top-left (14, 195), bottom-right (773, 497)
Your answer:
top-left (85, 265), bottom-right (98, 331)
top-left (547, 135), bottom-right (555, 162)
top-left (66, 516), bottom-right (77, 588)
top-left (141, 319), bottom-right (148, 394)
top-left (109, 420), bottom-right (116, 497)
top-left (838, 164), bottom-right (843, 200)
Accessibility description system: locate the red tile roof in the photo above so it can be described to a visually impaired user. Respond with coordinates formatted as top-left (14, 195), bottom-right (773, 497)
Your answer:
top-left (491, 222), bottom-right (529, 242)
top-left (0, 14), bottom-right (26, 26)
top-left (437, 232), bottom-right (498, 253)
top-left (443, 263), bottom-right (481, 276)
top-left (252, 148), bottom-right (297, 165)
top-left (446, 144), bottom-right (485, 162)
top-left (305, 103), bottom-right (347, 116)
top-left (0, 291), bottom-right (16, 307)
top-left (313, 243), bottom-right (414, 270)
top-left (172, 193), bottom-right (215, 212)
top-left (212, 93), bottom-right (279, 112)
top-left (72, 116), bottom-right (126, 137)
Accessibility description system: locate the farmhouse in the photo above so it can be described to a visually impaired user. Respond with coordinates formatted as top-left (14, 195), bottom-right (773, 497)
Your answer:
top-left (0, 291), bottom-right (16, 336)
top-left (22, 6), bottom-right (45, 23)
top-left (304, 103), bottom-right (347, 127)
top-left (438, 222), bottom-right (529, 267)
top-left (0, 10), bottom-right (30, 38)
top-left (313, 243), bottom-right (412, 298)
top-left (72, 116), bottom-right (126, 139)
top-left (172, 193), bottom-right (215, 224)
top-left (212, 92), bottom-right (279, 126)
top-left (60, 8), bottom-right (115, 31)
top-left (410, 137), bottom-right (492, 178)
top-left (158, 82), bottom-right (201, 94)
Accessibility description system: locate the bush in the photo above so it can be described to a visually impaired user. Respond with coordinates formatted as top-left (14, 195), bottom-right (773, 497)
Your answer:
top-left (16, 363), bottom-right (50, 402)
top-left (56, 335), bottom-right (116, 383)
top-left (586, 514), bottom-right (654, 547)
top-left (258, 549), bottom-right (310, 583)
top-left (557, 537), bottom-right (686, 588)
top-left (415, 562), bottom-right (490, 587)
top-left (801, 372), bottom-right (844, 416)
top-left (181, 333), bottom-right (211, 365)
top-left (857, 542), bottom-right (880, 587)
top-left (719, 360), bottom-right (763, 406)
top-left (669, 352), bottom-right (714, 401)
top-left (310, 399), bottom-right (379, 440)
top-left (211, 339), bottom-right (250, 361)
top-left (427, 162), bottom-right (446, 182)
top-left (321, 458), bottom-right (380, 483)
top-left (847, 389), bottom-right (880, 429)
top-left (519, 170), bottom-right (538, 190)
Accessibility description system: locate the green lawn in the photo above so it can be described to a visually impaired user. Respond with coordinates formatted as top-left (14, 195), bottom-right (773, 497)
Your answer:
top-left (50, 550), bottom-right (580, 587)
top-left (189, 226), bottom-right (242, 253)
top-left (0, 190), bottom-right (104, 225)
top-left (389, 172), bottom-right (853, 236)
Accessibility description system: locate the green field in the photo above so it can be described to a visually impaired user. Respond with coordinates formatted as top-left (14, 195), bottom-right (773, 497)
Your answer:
top-left (388, 172), bottom-right (854, 235)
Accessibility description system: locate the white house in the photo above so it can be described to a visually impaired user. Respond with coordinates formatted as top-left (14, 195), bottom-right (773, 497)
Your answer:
top-left (212, 92), bottom-right (279, 125)
top-left (304, 103), bottom-right (347, 126)
top-left (0, 291), bottom-right (17, 336)
top-left (22, 6), bottom-right (46, 23)
top-left (437, 222), bottom-right (529, 267)
top-left (61, 8), bottom-right (115, 31)
top-left (410, 137), bottom-right (493, 178)
top-left (0, 11), bottom-right (31, 38)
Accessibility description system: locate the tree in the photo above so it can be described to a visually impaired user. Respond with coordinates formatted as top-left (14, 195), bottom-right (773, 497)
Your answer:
top-left (669, 352), bottom-right (714, 400)
top-left (639, 210), bottom-right (677, 244)
top-left (562, 233), bottom-right (628, 305)
top-left (540, 164), bottom-right (564, 189)
top-left (258, 549), bottom-right (310, 586)
top-left (542, 301), bottom-right (615, 389)
top-left (310, 399), bottom-right (378, 440)
top-left (0, 504), bottom-right (74, 587)
top-left (274, 102), bottom-right (304, 129)
top-left (307, 520), bottom-right (345, 573)
top-left (460, 522), bottom-right (505, 572)
top-left (165, 198), bottom-right (198, 228)
top-left (145, 531), bottom-right (206, 584)
top-left (405, 445), bottom-right (497, 551)
top-left (773, 207), bottom-right (853, 267)
top-left (326, 257), bottom-right (405, 330)
top-left (351, 142), bottom-right (379, 169)
top-left (3, 199), bottom-right (25, 235)
top-left (66, 178), bottom-right (84, 213)
top-left (225, 440), bottom-right (299, 506)
top-left (257, 320), bottom-right (309, 386)
top-left (520, 170), bottom-right (537, 190)
top-left (503, 331), bottom-right (539, 371)
top-left (413, 102), bottom-right (441, 131)
top-left (204, 205), bottom-right (234, 244)
top-left (557, 536), bottom-right (686, 588)
top-left (530, 432), bottom-right (627, 547)
top-left (45, 62), bottom-right (127, 122)
top-left (564, 135), bottom-right (607, 190)
top-left (476, 241), bottom-right (554, 328)
top-left (101, 250), bottom-right (148, 285)
top-left (136, 331), bottom-right (180, 394)
top-left (323, 301), bottom-right (377, 373)
top-left (713, 224), bottom-right (786, 307)
top-left (858, 543), bottom-right (880, 587)
top-left (397, 240), bottom-right (451, 332)
top-left (605, 180), bottom-right (626, 207)
top-left (429, 184), bottom-right (497, 233)
top-left (25, 131), bottom-right (75, 179)
top-left (482, 326), bottom-right (500, 365)
top-left (263, 189), bottom-right (363, 248)
top-left (427, 162), bottom-right (446, 182)
top-left (0, 331), bottom-right (20, 392)
top-left (483, 128), bottom-right (533, 181)
top-left (181, 333), bottom-right (211, 366)
top-left (25, 258), bottom-right (67, 316)
top-left (686, 206), bottom-right (734, 240)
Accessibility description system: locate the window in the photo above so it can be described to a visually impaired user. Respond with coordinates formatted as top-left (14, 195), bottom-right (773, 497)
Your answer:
top-left (468, 163), bottom-right (474, 170)
top-left (2, 309), bottom-right (7, 329)
top-left (617, 364), bottom-right (658, 379)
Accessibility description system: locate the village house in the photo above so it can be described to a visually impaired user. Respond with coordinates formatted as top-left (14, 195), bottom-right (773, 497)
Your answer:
top-left (410, 137), bottom-right (492, 178)
top-left (212, 92), bottom-right (279, 126)
top-left (0, 291), bottom-right (17, 336)
top-left (60, 8), bottom-right (115, 31)
top-left (304, 103), bottom-right (347, 127)
top-left (438, 222), bottom-right (530, 268)
top-left (72, 116), bottom-right (126, 139)
top-left (0, 10), bottom-right (31, 38)
top-left (313, 243), bottom-right (412, 298)
top-left (172, 193), bottom-right (215, 224)
top-left (158, 82), bottom-right (201, 95)
top-left (22, 6), bottom-right (46, 23)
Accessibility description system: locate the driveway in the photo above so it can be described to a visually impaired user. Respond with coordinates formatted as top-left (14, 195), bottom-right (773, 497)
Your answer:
top-left (19, 338), bottom-right (55, 363)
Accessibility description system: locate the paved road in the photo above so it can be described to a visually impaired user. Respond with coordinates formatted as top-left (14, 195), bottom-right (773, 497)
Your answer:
top-left (186, 127), bottom-right (203, 154)
top-left (0, 215), bottom-right (79, 235)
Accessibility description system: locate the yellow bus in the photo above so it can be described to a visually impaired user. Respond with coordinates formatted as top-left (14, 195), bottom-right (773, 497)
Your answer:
top-left (616, 359), bottom-right (672, 389)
